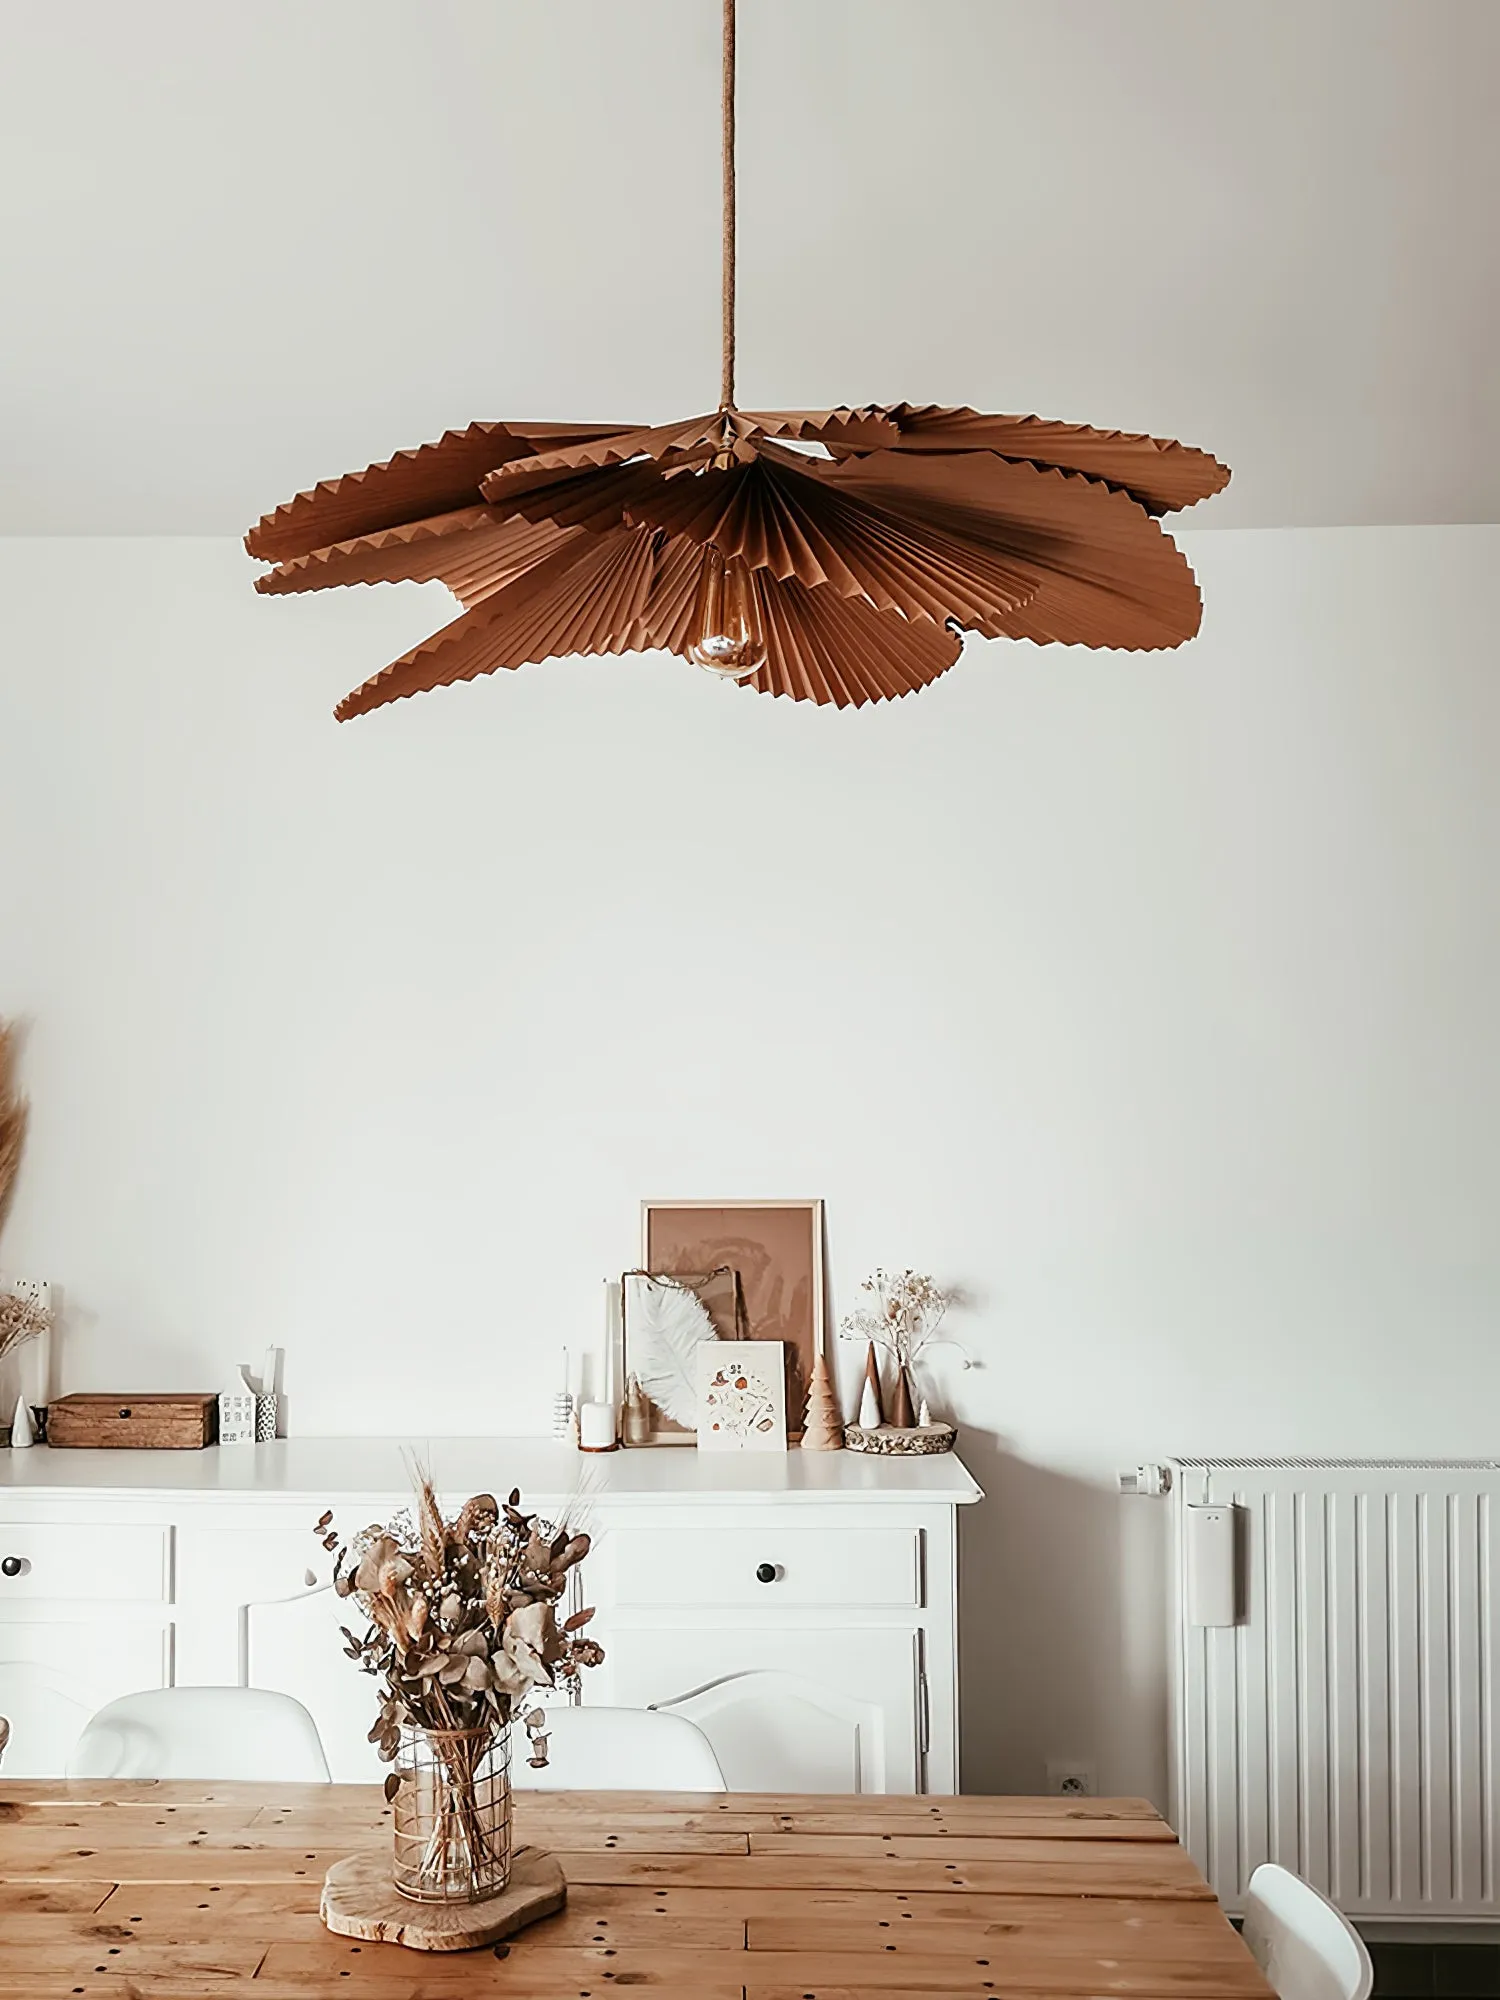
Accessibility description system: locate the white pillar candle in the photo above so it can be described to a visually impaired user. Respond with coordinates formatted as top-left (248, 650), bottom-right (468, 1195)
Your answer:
top-left (578, 1400), bottom-right (618, 1453)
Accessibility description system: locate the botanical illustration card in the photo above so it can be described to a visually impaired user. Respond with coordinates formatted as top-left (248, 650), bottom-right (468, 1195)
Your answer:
top-left (696, 1340), bottom-right (787, 1452)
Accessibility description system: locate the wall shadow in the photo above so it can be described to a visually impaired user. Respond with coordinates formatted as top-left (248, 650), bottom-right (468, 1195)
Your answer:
top-left (955, 1428), bottom-right (1170, 1805)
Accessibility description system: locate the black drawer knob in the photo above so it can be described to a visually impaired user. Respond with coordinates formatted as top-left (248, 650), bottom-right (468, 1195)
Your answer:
top-left (1, 1556), bottom-right (23, 1578)
top-left (755, 1562), bottom-right (777, 1584)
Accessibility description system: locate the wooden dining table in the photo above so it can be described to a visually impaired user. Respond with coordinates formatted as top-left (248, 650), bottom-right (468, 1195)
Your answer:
top-left (0, 1780), bottom-right (1275, 1999)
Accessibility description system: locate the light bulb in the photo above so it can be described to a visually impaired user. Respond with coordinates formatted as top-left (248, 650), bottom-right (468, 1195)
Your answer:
top-left (687, 545), bottom-right (767, 680)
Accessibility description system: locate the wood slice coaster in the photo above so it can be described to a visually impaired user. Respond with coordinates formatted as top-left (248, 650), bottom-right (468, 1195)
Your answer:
top-left (321, 1844), bottom-right (565, 1952)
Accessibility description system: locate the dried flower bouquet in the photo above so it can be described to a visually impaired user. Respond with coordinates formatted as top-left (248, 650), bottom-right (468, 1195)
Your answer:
top-left (0, 1287), bottom-right (50, 1375)
top-left (321, 1476), bottom-right (601, 1899)
top-left (840, 1267), bottom-right (968, 1425)
top-left (0, 1021), bottom-right (53, 1394)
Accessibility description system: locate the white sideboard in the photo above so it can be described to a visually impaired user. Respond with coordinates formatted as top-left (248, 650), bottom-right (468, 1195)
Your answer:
top-left (0, 1439), bottom-right (980, 1791)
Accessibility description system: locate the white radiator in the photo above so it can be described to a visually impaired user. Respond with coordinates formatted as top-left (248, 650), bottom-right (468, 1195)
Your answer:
top-left (1169, 1458), bottom-right (1500, 1922)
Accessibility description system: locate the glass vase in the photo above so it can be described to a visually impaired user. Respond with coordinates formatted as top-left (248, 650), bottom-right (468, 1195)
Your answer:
top-left (390, 1721), bottom-right (512, 1903)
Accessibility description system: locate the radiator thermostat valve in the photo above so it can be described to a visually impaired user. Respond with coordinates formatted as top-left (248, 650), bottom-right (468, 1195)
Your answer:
top-left (1118, 1463), bottom-right (1172, 1497)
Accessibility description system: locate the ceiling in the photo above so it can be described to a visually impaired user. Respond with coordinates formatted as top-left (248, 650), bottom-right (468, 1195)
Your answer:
top-left (2, 0), bottom-right (1495, 536)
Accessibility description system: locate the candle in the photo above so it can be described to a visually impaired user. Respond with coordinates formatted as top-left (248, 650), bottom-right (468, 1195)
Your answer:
top-left (578, 1400), bottom-right (618, 1452)
top-left (601, 1279), bottom-right (622, 1412)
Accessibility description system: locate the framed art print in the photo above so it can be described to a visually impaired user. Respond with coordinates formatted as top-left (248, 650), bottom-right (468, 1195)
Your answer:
top-left (641, 1199), bottom-right (824, 1429)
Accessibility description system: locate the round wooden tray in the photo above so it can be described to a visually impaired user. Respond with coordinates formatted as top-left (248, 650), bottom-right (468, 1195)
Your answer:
top-left (844, 1421), bottom-right (957, 1456)
top-left (322, 1844), bottom-right (565, 1952)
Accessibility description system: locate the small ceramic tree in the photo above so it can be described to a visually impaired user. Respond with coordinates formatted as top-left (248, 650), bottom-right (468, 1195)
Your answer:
top-left (839, 1269), bottom-right (967, 1428)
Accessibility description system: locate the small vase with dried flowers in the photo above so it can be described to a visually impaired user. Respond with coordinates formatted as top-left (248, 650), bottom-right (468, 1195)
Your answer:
top-left (320, 1475), bottom-right (601, 1909)
top-left (839, 1268), bottom-right (968, 1441)
top-left (0, 1021), bottom-right (54, 1440)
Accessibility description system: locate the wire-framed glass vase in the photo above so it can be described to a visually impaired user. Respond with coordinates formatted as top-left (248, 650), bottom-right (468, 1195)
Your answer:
top-left (390, 1721), bottom-right (512, 1903)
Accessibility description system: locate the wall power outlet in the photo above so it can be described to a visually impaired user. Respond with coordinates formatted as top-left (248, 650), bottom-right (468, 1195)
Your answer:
top-left (1046, 1759), bottom-right (1097, 1797)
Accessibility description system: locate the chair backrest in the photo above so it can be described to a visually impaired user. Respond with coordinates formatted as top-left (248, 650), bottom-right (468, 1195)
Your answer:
top-left (512, 1705), bottom-right (726, 1792)
top-left (66, 1687), bottom-right (331, 1784)
top-left (1243, 1864), bottom-right (1373, 2000)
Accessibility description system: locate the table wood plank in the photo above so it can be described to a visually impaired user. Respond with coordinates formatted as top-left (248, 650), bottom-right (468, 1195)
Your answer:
top-left (0, 1987), bottom-right (744, 2000)
top-left (554, 1846), bottom-right (1217, 1897)
top-left (0, 1880), bottom-right (113, 1914)
top-left (747, 1831), bottom-right (1190, 1859)
top-left (0, 1782), bottom-right (1271, 2000)
top-left (767, 1810), bottom-right (1176, 1840)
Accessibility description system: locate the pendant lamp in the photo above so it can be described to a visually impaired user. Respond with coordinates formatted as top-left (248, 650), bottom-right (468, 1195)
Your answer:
top-left (246, 1), bottom-right (1229, 717)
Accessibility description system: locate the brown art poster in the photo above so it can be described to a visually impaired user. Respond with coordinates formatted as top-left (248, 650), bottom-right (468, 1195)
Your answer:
top-left (641, 1201), bottom-right (824, 1428)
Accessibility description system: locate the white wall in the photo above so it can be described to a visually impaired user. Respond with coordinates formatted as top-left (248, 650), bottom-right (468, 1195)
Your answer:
top-left (2, 525), bottom-right (1496, 1797)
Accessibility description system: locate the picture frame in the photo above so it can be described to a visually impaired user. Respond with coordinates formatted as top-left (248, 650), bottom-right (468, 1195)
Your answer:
top-left (640, 1200), bottom-right (825, 1436)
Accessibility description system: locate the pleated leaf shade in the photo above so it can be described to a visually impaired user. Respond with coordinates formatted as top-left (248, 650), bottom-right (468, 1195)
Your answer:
top-left (246, 403), bottom-right (1229, 717)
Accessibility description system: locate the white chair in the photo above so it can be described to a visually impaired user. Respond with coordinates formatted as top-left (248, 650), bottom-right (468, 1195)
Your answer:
top-left (511, 1705), bottom-right (726, 1791)
top-left (1243, 1863), bottom-right (1373, 2000)
top-left (66, 1687), bottom-right (331, 1784)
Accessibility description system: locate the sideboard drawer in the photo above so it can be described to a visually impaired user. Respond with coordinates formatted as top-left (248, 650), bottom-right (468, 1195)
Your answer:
top-left (0, 1521), bottom-right (171, 1602)
top-left (603, 1527), bottom-right (920, 1609)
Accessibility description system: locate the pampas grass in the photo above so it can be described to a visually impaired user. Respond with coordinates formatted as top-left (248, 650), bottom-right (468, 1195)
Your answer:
top-left (0, 1021), bottom-right (24, 1235)
top-left (0, 1019), bottom-right (51, 1371)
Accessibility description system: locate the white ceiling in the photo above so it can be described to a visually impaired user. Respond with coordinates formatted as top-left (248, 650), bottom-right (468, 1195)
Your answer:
top-left (2, 0), bottom-right (1495, 535)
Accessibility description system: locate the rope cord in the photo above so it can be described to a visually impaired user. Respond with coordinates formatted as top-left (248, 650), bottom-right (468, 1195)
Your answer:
top-left (720, 0), bottom-right (736, 411)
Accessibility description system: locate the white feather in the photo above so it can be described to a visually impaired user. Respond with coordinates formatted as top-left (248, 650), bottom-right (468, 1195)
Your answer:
top-left (631, 1279), bottom-right (718, 1427)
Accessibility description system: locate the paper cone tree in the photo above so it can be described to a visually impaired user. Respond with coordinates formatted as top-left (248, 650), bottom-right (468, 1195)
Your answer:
top-left (859, 1342), bottom-right (885, 1428)
top-left (889, 1365), bottom-right (916, 1430)
top-left (799, 1351), bottom-right (844, 1452)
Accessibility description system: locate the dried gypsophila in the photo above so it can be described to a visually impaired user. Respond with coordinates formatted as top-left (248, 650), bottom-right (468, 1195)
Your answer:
top-left (839, 1267), bottom-right (970, 1376)
top-left (0, 1285), bottom-right (52, 1369)
top-left (0, 1019), bottom-right (50, 1369)
top-left (317, 1473), bottom-right (601, 1782)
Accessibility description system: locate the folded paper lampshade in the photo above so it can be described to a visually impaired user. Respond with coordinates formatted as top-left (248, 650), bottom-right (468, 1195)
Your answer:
top-left (246, 3), bottom-right (1228, 716)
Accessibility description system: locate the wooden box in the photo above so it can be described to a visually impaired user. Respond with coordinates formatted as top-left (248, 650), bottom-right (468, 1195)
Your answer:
top-left (46, 1394), bottom-right (219, 1450)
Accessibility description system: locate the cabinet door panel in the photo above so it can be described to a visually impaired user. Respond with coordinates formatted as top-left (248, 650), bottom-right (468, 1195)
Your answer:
top-left (600, 1624), bottom-right (918, 1793)
top-left (0, 1617), bottom-right (170, 1775)
top-left (179, 1523), bottom-right (376, 1781)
